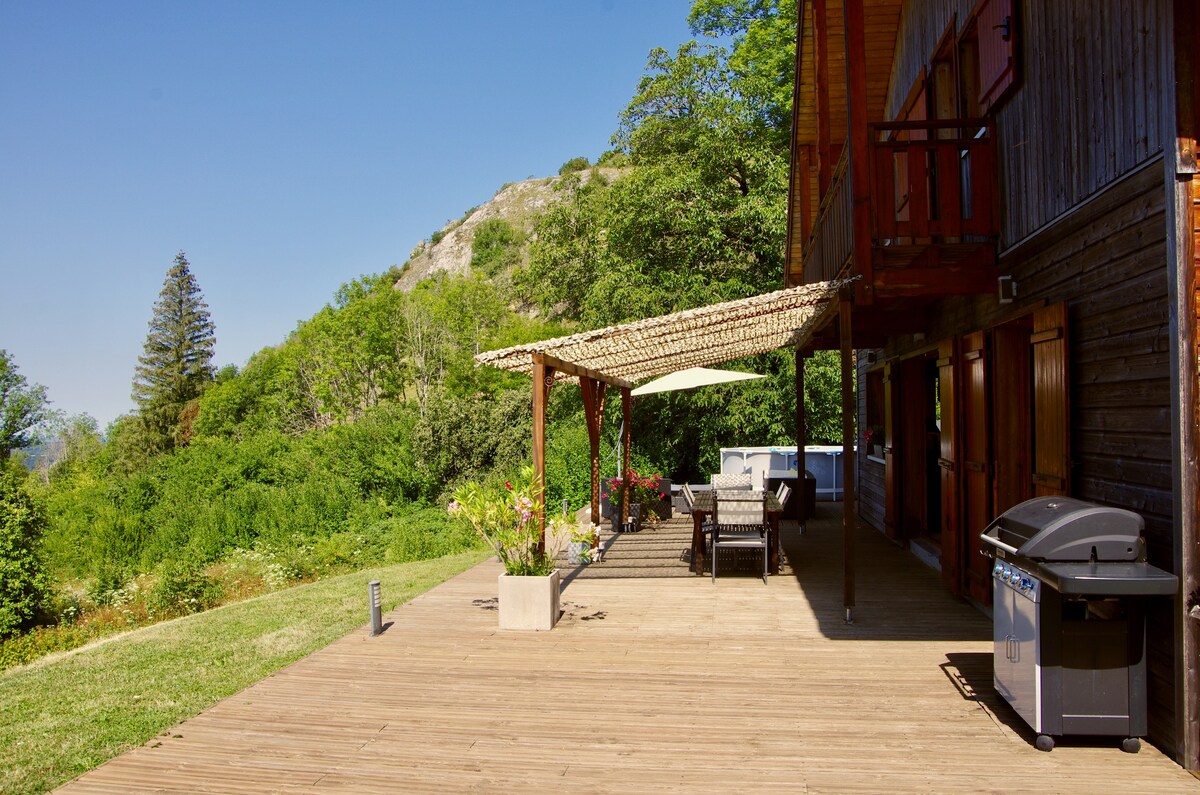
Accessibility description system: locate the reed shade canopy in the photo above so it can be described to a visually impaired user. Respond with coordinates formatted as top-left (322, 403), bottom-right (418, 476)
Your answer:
top-left (474, 279), bottom-right (851, 386)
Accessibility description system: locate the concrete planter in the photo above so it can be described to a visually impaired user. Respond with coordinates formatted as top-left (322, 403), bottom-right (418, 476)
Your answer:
top-left (498, 570), bottom-right (561, 631)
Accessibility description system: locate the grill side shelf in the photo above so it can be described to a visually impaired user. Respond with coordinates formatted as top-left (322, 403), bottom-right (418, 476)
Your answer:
top-left (1036, 562), bottom-right (1179, 596)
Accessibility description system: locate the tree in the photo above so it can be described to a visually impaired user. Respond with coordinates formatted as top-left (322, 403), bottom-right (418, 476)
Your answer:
top-left (0, 472), bottom-right (51, 638)
top-left (132, 251), bottom-right (216, 453)
top-left (0, 349), bottom-right (51, 461)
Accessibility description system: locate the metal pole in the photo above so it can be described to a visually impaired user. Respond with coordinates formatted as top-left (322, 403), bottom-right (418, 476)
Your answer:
top-left (369, 580), bottom-right (382, 636)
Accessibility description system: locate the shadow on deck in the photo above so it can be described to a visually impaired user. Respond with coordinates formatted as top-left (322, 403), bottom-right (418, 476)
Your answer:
top-left (558, 501), bottom-right (991, 643)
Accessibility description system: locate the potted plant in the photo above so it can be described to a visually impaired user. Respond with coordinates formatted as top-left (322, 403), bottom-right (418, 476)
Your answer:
top-left (564, 521), bottom-right (597, 565)
top-left (603, 470), bottom-right (667, 530)
top-left (448, 466), bottom-right (561, 631)
top-left (863, 426), bottom-right (884, 458)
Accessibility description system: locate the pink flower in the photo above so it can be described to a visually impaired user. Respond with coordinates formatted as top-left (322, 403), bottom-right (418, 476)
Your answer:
top-left (447, 501), bottom-right (460, 513)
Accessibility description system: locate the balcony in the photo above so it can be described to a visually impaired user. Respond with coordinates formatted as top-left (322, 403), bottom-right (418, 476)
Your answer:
top-left (801, 118), bottom-right (999, 300)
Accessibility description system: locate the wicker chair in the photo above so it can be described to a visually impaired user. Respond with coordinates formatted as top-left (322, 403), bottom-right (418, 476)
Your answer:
top-left (711, 493), bottom-right (769, 584)
top-left (710, 472), bottom-right (752, 491)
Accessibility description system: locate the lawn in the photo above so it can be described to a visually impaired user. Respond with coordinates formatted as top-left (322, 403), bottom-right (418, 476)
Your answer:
top-left (0, 550), bottom-right (487, 795)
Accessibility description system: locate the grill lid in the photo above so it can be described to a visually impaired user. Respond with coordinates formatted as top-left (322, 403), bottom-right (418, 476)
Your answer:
top-left (982, 497), bottom-right (1143, 562)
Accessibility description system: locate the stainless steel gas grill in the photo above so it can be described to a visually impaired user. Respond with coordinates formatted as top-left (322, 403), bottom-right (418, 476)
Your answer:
top-left (980, 497), bottom-right (1177, 753)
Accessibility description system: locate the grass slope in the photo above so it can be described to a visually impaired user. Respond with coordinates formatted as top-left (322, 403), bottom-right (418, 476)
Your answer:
top-left (0, 550), bottom-right (487, 795)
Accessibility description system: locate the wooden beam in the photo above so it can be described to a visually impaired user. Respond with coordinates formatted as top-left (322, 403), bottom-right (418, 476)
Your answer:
top-left (839, 293), bottom-right (856, 621)
top-left (844, 0), bottom-right (874, 306)
top-left (539, 353), bottom-right (633, 390)
top-left (531, 353), bottom-right (556, 552)
top-left (813, 0), bottom-right (832, 197)
top-left (580, 377), bottom-right (608, 538)
top-left (872, 266), bottom-right (1000, 296)
top-left (796, 347), bottom-right (807, 523)
top-left (621, 388), bottom-right (632, 523)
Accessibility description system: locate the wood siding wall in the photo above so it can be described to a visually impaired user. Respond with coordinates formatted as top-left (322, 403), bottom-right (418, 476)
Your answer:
top-left (884, 0), bottom-right (1168, 246)
top-left (856, 161), bottom-right (1175, 750)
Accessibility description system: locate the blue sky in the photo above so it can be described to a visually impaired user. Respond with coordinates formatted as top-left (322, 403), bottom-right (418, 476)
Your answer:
top-left (0, 1), bottom-right (698, 428)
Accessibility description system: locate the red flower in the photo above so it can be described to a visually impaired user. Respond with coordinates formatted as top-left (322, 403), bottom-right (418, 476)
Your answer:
top-left (504, 481), bottom-right (513, 490)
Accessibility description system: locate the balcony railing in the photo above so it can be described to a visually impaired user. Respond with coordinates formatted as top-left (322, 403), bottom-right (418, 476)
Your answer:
top-left (799, 118), bottom-right (997, 288)
top-left (869, 118), bottom-right (996, 242)
top-left (803, 146), bottom-right (852, 285)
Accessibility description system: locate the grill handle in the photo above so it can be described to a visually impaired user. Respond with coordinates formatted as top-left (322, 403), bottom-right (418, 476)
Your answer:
top-left (980, 514), bottom-right (1021, 557)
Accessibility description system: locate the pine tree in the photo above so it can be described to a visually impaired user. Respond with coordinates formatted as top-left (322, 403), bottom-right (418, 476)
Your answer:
top-left (132, 251), bottom-right (216, 452)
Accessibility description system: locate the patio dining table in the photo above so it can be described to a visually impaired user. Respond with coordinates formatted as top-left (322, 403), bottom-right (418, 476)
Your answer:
top-left (690, 491), bottom-right (783, 576)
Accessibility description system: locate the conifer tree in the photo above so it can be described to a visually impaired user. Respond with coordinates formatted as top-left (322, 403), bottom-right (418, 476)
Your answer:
top-left (132, 251), bottom-right (216, 452)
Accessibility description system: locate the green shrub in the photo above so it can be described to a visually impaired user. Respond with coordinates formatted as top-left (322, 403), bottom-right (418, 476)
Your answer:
top-left (470, 218), bottom-right (523, 276)
top-left (0, 474), bottom-right (51, 639)
top-left (596, 149), bottom-right (630, 167)
top-left (558, 156), bottom-right (590, 175)
top-left (146, 564), bottom-right (223, 620)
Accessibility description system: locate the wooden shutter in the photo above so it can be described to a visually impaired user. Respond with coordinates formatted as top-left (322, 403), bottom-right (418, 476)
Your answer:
top-left (970, 0), bottom-right (1017, 111)
top-left (1032, 303), bottom-right (1070, 496)
top-left (937, 339), bottom-right (962, 594)
top-left (962, 331), bottom-right (992, 605)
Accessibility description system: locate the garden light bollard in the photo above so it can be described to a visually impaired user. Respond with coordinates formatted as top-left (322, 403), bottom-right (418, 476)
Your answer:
top-left (369, 580), bottom-right (382, 636)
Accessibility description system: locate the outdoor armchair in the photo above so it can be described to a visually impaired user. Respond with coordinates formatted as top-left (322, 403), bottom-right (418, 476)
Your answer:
top-left (710, 472), bottom-right (752, 490)
top-left (711, 492), bottom-right (769, 584)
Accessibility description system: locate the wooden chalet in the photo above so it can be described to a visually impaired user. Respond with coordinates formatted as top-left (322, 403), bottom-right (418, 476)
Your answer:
top-left (786, 0), bottom-right (1199, 769)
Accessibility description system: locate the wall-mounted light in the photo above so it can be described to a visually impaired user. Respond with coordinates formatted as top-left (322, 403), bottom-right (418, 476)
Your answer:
top-left (998, 275), bottom-right (1017, 304)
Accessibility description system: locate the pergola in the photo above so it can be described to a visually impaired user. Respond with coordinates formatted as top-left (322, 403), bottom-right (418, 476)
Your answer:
top-left (475, 278), bottom-right (860, 616)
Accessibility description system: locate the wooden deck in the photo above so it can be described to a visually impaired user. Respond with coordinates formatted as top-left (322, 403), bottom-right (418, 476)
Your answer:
top-left (56, 504), bottom-right (1198, 794)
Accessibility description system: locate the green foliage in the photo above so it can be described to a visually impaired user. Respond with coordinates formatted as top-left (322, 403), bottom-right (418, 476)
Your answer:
top-left (449, 465), bottom-right (554, 576)
top-left (0, 349), bottom-right (51, 461)
top-left (131, 251), bottom-right (216, 453)
top-left (0, 473), bottom-right (51, 638)
top-left (558, 156), bottom-right (591, 174)
top-left (470, 218), bottom-right (524, 277)
top-left (596, 149), bottom-right (631, 168)
top-left (145, 563), bottom-right (223, 619)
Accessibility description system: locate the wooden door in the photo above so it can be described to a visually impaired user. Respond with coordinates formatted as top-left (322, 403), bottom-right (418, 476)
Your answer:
top-left (962, 331), bottom-right (992, 604)
top-left (1032, 303), bottom-right (1070, 496)
top-left (900, 357), bottom-right (928, 539)
top-left (937, 338), bottom-right (961, 594)
top-left (883, 360), bottom-right (902, 541)
top-left (992, 320), bottom-right (1032, 514)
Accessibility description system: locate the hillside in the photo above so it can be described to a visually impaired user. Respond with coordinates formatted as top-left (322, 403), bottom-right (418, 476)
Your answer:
top-left (392, 168), bottom-right (623, 292)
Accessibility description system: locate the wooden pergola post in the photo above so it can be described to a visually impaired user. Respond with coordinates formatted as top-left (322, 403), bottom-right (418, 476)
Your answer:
top-left (796, 346), bottom-right (807, 518)
top-left (839, 294), bottom-right (856, 623)
top-left (581, 377), bottom-right (608, 547)
top-left (621, 387), bottom-right (632, 523)
top-left (531, 353), bottom-right (556, 550)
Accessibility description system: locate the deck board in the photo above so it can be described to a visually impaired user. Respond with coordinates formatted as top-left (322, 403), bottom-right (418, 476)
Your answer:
top-left (54, 504), bottom-right (1198, 794)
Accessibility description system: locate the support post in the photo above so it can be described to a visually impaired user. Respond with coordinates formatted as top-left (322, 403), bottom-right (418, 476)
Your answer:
top-left (581, 377), bottom-right (607, 547)
top-left (844, 0), bottom-right (874, 304)
top-left (796, 347), bottom-right (807, 525)
top-left (839, 293), bottom-right (856, 622)
top-left (621, 387), bottom-right (632, 523)
top-left (813, 0), bottom-right (832, 196)
top-left (531, 353), bottom-right (555, 551)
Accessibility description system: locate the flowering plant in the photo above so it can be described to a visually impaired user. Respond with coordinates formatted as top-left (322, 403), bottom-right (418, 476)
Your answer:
top-left (448, 466), bottom-right (556, 576)
top-left (603, 469), bottom-right (666, 524)
top-left (863, 425), bottom-right (884, 447)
